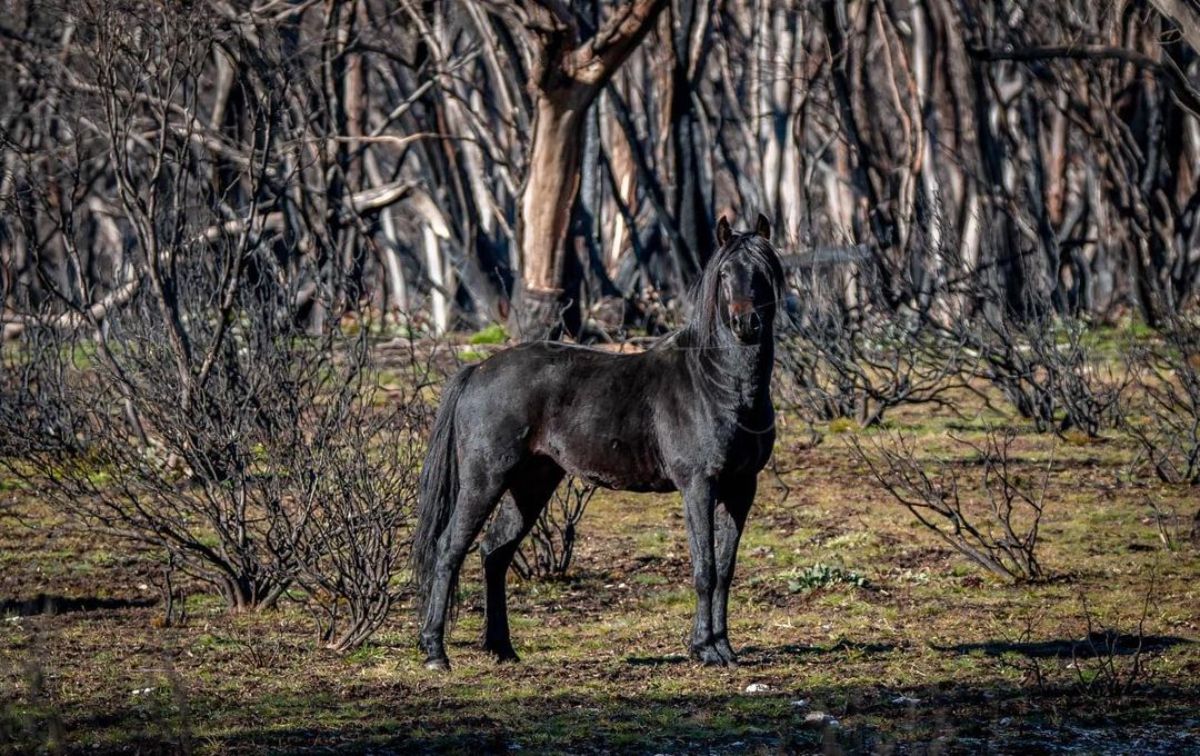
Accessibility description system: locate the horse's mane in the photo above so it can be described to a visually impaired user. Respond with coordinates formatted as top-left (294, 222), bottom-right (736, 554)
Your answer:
top-left (677, 233), bottom-right (786, 351)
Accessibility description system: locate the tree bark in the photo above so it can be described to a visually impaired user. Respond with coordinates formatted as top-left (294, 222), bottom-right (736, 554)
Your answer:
top-left (1149, 0), bottom-right (1200, 54)
top-left (519, 93), bottom-right (589, 295)
top-left (499, 0), bottom-right (668, 338)
top-left (667, 0), bottom-right (714, 276)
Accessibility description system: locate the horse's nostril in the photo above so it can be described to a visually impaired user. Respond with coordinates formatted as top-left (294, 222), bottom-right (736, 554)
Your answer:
top-left (730, 309), bottom-right (760, 339)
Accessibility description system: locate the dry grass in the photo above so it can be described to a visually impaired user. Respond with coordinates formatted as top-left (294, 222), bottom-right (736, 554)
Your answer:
top-left (2, 384), bottom-right (1199, 754)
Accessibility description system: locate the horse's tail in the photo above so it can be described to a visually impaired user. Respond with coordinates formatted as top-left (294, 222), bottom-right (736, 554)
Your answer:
top-left (412, 364), bottom-right (476, 614)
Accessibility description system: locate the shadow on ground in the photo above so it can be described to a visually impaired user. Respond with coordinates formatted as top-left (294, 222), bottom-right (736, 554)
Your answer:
top-left (627, 641), bottom-right (902, 668)
top-left (0, 594), bottom-right (157, 618)
top-left (6, 664), bottom-right (1199, 755)
top-left (934, 632), bottom-right (1193, 659)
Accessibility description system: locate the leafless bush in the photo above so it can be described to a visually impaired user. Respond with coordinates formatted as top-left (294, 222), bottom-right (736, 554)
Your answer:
top-left (1124, 316), bottom-right (1200, 486)
top-left (987, 612), bottom-right (1052, 691)
top-left (776, 317), bottom-right (963, 429)
top-left (775, 265), bottom-right (969, 428)
top-left (513, 477), bottom-right (596, 580)
top-left (0, 252), bottom-right (424, 622)
top-left (953, 309), bottom-right (1126, 438)
top-left (1039, 321), bottom-right (1129, 438)
top-left (988, 589), bottom-right (1162, 697)
top-left (2, 284), bottom-right (432, 650)
top-left (851, 428), bottom-right (1052, 582)
top-left (1071, 592), bottom-right (1157, 698)
top-left (292, 378), bottom-right (430, 652)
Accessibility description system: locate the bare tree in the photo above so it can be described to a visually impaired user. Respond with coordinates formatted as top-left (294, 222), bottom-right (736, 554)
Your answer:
top-left (479, 0), bottom-right (668, 335)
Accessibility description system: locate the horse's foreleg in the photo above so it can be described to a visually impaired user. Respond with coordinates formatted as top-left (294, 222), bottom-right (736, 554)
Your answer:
top-left (420, 482), bottom-right (503, 671)
top-left (713, 475), bottom-right (756, 665)
top-left (682, 477), bottom-right (723, 665)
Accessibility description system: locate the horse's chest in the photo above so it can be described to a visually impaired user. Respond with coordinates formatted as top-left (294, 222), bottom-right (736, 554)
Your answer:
top-left (665, 405), bottom-right (774, 478)
top-left (723, 421), bottom-right (775, 474)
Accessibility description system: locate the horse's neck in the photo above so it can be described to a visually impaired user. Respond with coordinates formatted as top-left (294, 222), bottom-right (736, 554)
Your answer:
top-left (739, 333), bottom-right (775, 406)
top-left (695, 327), bottom-right (775, 410)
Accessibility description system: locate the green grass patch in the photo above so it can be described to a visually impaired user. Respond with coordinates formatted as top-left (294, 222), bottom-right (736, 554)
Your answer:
top-left (468, 324), bottom-right (508, 345)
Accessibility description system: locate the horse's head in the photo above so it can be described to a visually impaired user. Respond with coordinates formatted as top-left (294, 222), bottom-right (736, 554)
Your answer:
top-left (704, 214), bottom-right (785, 345)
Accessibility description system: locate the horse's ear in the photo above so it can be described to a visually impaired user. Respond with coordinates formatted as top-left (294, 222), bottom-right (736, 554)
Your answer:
top-left (716, 216), bottom-right (732, 247)
top-left (755, 213), bottom-right (771, 240)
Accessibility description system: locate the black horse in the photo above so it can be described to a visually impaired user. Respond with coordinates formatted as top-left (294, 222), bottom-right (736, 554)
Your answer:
top-left (413, 214), bottom-right (785, 670)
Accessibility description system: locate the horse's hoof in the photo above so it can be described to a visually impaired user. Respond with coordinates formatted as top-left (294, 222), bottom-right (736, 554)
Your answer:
top-left (424, 656), bottom-right (451, 672)
top-left (481, 637), bottom-right (521, 663)
top-left (690, 643), bottom-right (728, 667)
top-left (715, 641), bottom-right (740, 666)
top-left (483, 643), bottom-right (520, 663)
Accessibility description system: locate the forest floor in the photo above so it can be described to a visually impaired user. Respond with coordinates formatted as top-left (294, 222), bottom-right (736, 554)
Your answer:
top-left (2, 348), bottom-right (1199, 754)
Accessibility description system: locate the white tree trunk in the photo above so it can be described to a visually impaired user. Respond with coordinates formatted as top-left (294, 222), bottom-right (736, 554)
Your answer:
top-left (423, 225), bottom-right (448, 335)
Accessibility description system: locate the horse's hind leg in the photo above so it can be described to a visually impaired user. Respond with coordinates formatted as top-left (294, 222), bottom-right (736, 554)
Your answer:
top-left (480, 461), bottom-right (563, 662)
top-left (479, 496), bottom-right (528, 662)
top-left (420, 467), bottom-right (507, 671)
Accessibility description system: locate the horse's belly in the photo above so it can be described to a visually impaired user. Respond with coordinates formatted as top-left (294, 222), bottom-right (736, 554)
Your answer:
top-left (536, 429), bottom-right (673, 492)
top-left (569, 448), bottom-right (675, 492)
top-left (580, 469), bottom-right (676, 493)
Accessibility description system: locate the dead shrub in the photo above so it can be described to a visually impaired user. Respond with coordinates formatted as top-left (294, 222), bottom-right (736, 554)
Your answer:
top-left (1124, 315), bottom-right (1200, 486)
top-left (851, 428), bottom-right (1052, 582)
top-left (513, 477), bottom-right (596, 580)
top-left (0, 256), bottom-right (428, 653)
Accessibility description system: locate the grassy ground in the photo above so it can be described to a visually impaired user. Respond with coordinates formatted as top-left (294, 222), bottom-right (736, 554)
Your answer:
top-left (2, 381), bottom-right (1199, 754)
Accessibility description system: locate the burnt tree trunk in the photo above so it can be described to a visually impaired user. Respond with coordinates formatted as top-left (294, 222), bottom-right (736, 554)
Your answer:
top-left (498, 0), bottom-right (668, 339)
top-left (667, 0), bottom-right (714, 278)
top-left (517, 90), bottom-right (591, 337)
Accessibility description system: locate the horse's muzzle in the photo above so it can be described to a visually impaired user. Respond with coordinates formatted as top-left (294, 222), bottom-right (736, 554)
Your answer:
top-left (730, 309), bottom-right (762, 342)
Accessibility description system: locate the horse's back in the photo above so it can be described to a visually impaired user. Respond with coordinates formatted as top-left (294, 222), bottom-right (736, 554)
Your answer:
top-left (462, 341), bottom-right (666, 401)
